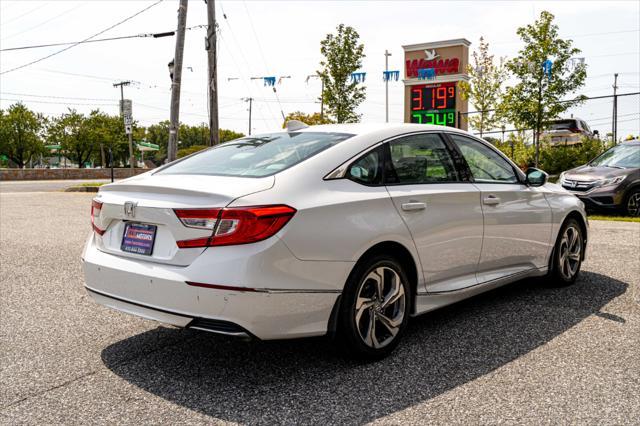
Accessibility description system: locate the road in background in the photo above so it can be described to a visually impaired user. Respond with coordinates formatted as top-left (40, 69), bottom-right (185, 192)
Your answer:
top-left (0, 179), bottom-right (113, 193)
top-left (0, 192), bottom-right (638, 424)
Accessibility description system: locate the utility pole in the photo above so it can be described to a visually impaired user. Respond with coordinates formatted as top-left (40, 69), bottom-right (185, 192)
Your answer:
top-left (205, 0), bottom-right (219, 146)
top-left (113, 80), bottom-right (135, 169)
top-left (384, 49), bottom-right (391, 123)
top-left (612, 73), bottom-right (619, 144)
top-left (243, 97), bottom-right (253, 135)
top-left (168, 0), bottom-right (188, 162)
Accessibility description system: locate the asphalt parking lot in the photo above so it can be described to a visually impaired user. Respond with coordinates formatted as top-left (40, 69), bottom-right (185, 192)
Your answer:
top-left (1, 192), bottom-right (639, 425)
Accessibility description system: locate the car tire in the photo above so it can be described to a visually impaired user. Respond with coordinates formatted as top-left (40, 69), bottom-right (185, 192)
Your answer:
top-left (623, 188), bottom-right (640, 217)
top-left (336, 255), bottom-right (410, 359)
top-left (546, 218), bottom-right (584, 287)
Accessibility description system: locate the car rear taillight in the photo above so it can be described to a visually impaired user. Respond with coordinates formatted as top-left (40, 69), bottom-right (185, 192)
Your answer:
top-left (174, 208), bottom-right (220, 230)
top-left (174, 205), bottom-right (296, 248)
top-left (91, 199), bottom-right (105, 235)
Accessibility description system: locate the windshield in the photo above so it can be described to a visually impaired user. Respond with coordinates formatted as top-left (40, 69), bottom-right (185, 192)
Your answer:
top-left (589, 143), bottom-right (640, 169)
top-left (156, 132), bottom-right (353, 177)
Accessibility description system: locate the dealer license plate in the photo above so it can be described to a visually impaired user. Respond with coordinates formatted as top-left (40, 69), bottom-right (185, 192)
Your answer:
top-left (121, 223), bottom-right (157, 256)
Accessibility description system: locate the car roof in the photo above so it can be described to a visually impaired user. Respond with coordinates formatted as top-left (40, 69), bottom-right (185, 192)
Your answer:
top-left (294, 123), bottom-right (472, 138)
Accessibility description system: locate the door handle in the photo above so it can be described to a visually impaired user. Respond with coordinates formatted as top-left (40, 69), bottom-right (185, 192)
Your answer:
top-left (401, 201), bottom-right (427, 211)
top-left (483, 195), bottom-right (501, 205)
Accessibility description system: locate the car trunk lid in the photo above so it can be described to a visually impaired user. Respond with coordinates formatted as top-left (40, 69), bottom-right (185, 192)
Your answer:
top-left (91, 173), bottom-right (274, 266)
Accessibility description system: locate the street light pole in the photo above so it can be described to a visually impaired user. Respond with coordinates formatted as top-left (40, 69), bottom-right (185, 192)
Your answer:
top-left (243, 97), bottom-right (253, 135)
top-left (384, 50), bottom-right (392, 123)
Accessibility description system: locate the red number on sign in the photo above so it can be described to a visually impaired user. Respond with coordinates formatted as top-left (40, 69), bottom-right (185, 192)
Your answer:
top-left (436, 87), bottom-right (447, 109)
top-left (448, 87), bottom-right (454, 98)
top-left (411, 88), bottom-right (422, 111)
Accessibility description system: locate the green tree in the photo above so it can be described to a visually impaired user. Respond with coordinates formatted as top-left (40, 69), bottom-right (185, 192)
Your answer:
top-left (219, 128), bottom-right (244, 142)
top-left (282, 111), bottom-right (334, 127)
top-left (0, 103), bottom-right (46, 168)
top-left (499, 11), bottom-right (587, 166)
top-left (458, 37), bottom-right (507, 136)
top-left (47, 109), bottom-right (98, 168)
top-left (177, 145), bottom-right (208, 159)
top-left (318, 24), bottom-right (366, 123)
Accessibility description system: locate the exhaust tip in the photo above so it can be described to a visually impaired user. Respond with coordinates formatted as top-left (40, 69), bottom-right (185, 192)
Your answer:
top-left (187, 317), bottom-right (252, 340)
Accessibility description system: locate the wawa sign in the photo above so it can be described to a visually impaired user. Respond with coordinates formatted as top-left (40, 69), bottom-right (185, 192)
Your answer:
top-left (405, 50), bottom-right (460, 78)
top-left (402, 39), bottom-right (471, 129)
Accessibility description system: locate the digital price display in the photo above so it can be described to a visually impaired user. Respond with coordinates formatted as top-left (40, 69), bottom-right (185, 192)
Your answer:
top-left (410, 83), bottom-right (456, 127)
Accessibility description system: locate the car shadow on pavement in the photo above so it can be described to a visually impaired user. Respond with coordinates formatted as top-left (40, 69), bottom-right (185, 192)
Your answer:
top-left (101, 271), bottom-right (626, 424)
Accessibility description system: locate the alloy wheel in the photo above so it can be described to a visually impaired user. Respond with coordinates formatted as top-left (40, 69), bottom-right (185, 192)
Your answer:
top-left (627, 192), bottom-right (640, 216)
top-left (354, 266), bottom-right (406, 349)
top-left (559, 225), bottom-right (582, 280)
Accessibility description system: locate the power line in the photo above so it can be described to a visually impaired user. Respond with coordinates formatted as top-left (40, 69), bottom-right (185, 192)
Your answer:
top-left (0, 98), bottom-right (118, 107)
top-left (0, 24), bottom-right (207, 52)
top-left (0, 0), bottom-right (164, 75)
top-left (0, 2), bottom-right (49, 26)
top-left (0, 92), bottom-right (117, 102)
top-left (1, 3), bottom-right (85, 42)
top-left (242, 1), bottom-right (286, 121)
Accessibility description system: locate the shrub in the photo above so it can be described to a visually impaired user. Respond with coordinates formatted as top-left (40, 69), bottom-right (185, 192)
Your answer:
top-left (538, 137), bottom-right (608, 175)
top-left (177, 145), bottom-right (208, 159)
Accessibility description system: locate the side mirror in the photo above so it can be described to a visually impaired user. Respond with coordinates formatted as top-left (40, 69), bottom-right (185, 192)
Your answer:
top-left (526, 168), bottom-right (548, 187)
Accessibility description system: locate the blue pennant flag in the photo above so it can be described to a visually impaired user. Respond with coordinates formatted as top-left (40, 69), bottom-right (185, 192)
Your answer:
top-left (542, 60), bottom-right (553, 81)
top-left (383, 70), bottom-right (400, 82)
top-left (350, 72), bottom-right (366, 83)
top-left (263, 77), bottom-right (276, 87)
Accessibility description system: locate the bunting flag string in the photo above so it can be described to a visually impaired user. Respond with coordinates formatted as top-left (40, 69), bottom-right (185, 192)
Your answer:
top-left (542, 59), bottom-right (553, 81)
top-left (383, 70), bottom-right (400, 82)
top-left (350, 72), bottom-right (366, 83)
top-left (263, 76), bottom-right (276, 87)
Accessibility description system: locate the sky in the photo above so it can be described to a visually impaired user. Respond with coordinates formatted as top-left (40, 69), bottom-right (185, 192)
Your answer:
top-left (0, 0), bottom-right (639, 138)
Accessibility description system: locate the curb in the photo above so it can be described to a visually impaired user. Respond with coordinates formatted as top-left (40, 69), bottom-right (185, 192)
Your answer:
top-left (65, 186), bottom-right (100, 192)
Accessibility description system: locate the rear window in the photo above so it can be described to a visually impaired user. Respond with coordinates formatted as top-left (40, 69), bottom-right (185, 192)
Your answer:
top-left (549, 120), bottom-right (579, 131)
top-left (156, 132), bottom-right (353, 177)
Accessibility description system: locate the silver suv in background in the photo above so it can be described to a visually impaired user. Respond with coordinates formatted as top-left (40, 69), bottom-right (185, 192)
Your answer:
top-left (559, 139), bottom-right (640, 216)
top-left (543, 118), bottom-right (595, 145)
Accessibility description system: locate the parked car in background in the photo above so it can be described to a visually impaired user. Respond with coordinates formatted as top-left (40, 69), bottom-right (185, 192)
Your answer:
top-left (543, 118), bottom-right (595, 145)
top-left (83, 123), bottom-right (589, 359)
top-left (559, 139), bottom-right (640, 216)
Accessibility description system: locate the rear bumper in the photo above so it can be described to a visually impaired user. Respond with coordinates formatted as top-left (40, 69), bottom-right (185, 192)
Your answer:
top-left (82, 234), bottom-right (351, 340)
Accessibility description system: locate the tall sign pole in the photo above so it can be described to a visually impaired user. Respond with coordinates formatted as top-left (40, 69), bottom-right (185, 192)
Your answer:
top-left (612, 73), bottom-right (618, 144)
top-left (205, 0), bottom-right (219, 146)
top-left (384, 50), bottom-right (391, 123)
top-left (113, 81), bottom-right (135, 169)
top-left (168, 0), bottom-right (188, 162)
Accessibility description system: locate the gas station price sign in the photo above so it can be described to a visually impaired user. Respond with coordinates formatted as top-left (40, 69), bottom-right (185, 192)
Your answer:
top-left (410, 83), bottom-right (456, 127)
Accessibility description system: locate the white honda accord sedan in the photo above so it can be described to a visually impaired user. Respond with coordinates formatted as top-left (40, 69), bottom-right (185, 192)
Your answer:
top-left (83, 122), bottom-right (587, 358)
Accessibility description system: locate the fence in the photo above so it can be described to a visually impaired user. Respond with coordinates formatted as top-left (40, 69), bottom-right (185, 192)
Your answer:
top-left (458, 92), bottom-right (640, 143)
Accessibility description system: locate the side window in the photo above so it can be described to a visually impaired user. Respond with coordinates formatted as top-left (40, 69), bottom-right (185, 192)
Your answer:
top-left (347, 146), bottom-right (383, 185)
top-left (449, 134), bottom-right (518, 184)
top-left (386, 133), bottom-right (458, 184)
